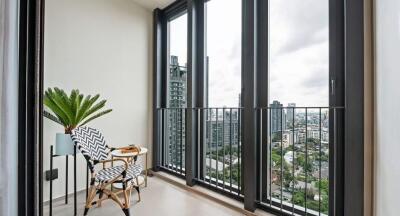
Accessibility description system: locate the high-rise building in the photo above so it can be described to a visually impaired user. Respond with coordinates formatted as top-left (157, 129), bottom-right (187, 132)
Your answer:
top-left (168, 56), bottom-right (187, 108)
top-left (270, 100), bottom-right (283, 133)
top-left (167, 56), bottom-right (187, 168)
top-left (286, 103), bottom-right (296, 129)
top-left (207, 109), bottom-right (240, 149)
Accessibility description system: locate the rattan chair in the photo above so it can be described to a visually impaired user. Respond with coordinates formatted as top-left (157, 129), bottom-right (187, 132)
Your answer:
top-left (71, 127), bottom-right (142, 216)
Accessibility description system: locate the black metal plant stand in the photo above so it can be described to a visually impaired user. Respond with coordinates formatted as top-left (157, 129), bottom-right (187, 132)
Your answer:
top-left (49, 145), bottom-right (80, 216)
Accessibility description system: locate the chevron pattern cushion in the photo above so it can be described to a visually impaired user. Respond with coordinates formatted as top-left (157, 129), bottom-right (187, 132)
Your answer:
top-left (71, 127), bottom-right (108, 161)
top-left (96, 164), bottom-right (143, 183)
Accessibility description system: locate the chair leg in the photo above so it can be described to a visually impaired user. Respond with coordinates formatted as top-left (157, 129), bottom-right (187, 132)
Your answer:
top-left (98, 190), bottom-right (104, 207)
top-left (122, 208), bottom-right (130, 216)
top-left (84, 185), bottom-right (97, 215)
top-left (84, 208), bottom-right (90, 216)
top-left (135, 186), bottom-right (141, 202)
top-left (121, 182), bottom-right (131, 216)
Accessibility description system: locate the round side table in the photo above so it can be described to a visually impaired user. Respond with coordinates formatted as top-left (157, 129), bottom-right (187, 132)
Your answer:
top-left (110, 147), bottom-right (148, 187)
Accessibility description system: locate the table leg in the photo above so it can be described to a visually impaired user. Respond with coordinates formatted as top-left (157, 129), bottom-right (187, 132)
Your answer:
top-left (50, 146), bottom-right (53, 216)
top-left (74, 145), bottom-right (77, 216)
top-left (65, 155), bottom-right (68, 204)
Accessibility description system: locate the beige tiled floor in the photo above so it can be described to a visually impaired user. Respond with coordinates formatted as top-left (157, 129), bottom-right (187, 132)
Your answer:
top-left (44, 176), bottom-right (245, 216)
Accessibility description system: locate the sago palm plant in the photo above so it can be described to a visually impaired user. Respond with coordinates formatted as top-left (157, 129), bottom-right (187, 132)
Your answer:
top-left (44, 87), bottom-right (112, 134)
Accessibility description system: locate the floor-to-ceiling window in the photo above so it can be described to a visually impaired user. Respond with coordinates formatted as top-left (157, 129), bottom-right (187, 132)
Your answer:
top-left (155, 0), bottom-right (350, 215)
top-left (163, 12), bottom-right (188, 174)
top-left (200, 0), bottom-right (243, 195)
top-left (263, 0), bottom-right (331, 214)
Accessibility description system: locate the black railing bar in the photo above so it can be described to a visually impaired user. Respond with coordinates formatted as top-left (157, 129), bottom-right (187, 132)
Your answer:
top-left (159, 166), bottom-right (186, 179)
top-left (178, 110), bottom-right (181, 173)
top-left (208, 109), bottom-right (212, 185)
top-left (305, 107), bottom-right (308, 214)
top-left (237, 109), bottom-right (242, 196)
top-left (167, 109), bottom-right (171, 171)
top-left (200, 176), bottom-right (241, 192)
top-left (192, 107), bottom-right (244, 109)
top-left (292, 107), bottom-right (296, 214)
top-left (171, 109), bottom-right (175, 171)
top-left (229, 108), bottom-right (233, 193)
top-left (175, 109), bottom-right (178, 172)
top-left (259, 109), bottom-right (263, 201)
top-left (160, 110), bottom-right (163, 167)
top-left (215, 108), bottom-right (219, 188)
top-left (208, 110), bottom-right (211, 184)
top-left (319, 108), bottom-right (322, 216)
top-left (157, 106), bottom-right (343, 110)
top-left (269, 108), bottom-right (272, 207)
top-left (180, 109), bottom-right (184, 175)
top-left (280, 108), bottom-right (284, 210)
top-left (157, 107), bottom-right (187, 110)
top-left (165, 109), bottom-right (168, 169)
top-left (195, 179), bottom-right (244, 202)
top-left (222, 108), bottom-right (226, 190)
top-left (333, 108), bottom-right (338, 216)
top-left (156, 107), bottom-right (244, 110)
top-left (198, 109), bottom-right (201, 180)
top-left (254, 106), bottom-right (345, 109)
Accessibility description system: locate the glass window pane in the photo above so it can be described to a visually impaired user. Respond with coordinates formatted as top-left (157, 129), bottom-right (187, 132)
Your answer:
top-left (268, 0), bottom-right (330, 215)
top-left (166, 13), bottom-right (187, 172)
top-left (269, 0), bottom-right (329, 107)
top-left (206, 0), bottom-right (242, 108)
top-left (204, 0), bottom-right (242, 193)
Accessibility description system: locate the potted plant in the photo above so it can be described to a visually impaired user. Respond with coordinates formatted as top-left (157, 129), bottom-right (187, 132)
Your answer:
top-left (44, 87), bottom-right (112, 155)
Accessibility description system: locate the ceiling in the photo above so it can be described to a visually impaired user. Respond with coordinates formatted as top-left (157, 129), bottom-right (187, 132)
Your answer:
top-left (131, 0), bottom-right (176, 10)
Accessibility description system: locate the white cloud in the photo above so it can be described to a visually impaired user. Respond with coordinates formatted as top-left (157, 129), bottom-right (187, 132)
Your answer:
top-left (169, 0), bottom-right (330, 107)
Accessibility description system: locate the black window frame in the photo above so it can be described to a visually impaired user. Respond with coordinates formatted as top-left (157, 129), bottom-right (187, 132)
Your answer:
top-left (17, 0), bottom-right (364, 214)
top-left (153, 0), bottom-right (364, 216)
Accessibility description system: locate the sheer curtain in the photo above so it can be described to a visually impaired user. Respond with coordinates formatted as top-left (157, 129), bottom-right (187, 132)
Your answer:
top-left (0, 0), bottom-right (19, 215)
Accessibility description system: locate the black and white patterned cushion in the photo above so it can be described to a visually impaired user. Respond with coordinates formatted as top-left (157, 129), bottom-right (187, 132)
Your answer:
top-left (71, 126), bottom-right (143, 184)
top-left (71, 127), bottom-right (108, 162)
top-left (96, 164), bottom-right (143, 183)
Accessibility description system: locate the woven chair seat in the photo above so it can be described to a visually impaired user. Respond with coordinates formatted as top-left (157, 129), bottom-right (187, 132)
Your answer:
top-left (96, 164), bottom-right (143, 183)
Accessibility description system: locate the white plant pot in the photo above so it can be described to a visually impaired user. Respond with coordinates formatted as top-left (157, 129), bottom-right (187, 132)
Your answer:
top-left (55, 133), bottom-right (75, 155)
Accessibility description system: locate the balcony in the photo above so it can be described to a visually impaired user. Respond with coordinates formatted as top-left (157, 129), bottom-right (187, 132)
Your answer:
top-left (157, 107), bottom-right (343, 216)
top-left (44, 175), bottom-right (259, 216)
top-left (4, 0), bottom-right (370, 215)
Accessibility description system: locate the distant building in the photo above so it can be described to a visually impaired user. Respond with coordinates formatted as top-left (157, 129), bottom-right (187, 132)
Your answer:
top-left (167, 56), bottom-right (187, 168)
top-left (286, 103), bottom-right (296, 128)
top-left (207, 109), bottom-right (240, 148)
top-left (270, 100), bottom-right (283, 133)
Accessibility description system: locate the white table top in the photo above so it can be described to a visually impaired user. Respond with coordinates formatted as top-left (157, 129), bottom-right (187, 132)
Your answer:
top-left (111, 147), bottom-right (148, 157)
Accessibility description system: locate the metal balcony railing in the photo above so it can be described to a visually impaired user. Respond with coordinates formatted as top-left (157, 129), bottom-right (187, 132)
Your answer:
top-left (256, 107), bottom-right (343, 216)
top-left (157, 106), bottom-right (343, 216)
top-left (158, 108), bottom-right (187, 176)
top-left (194, 108), bottom-right (243, 199)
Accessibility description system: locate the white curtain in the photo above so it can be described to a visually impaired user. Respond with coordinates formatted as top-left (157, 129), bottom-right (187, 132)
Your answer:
top-left (0, 0), bottom-right (19, 214)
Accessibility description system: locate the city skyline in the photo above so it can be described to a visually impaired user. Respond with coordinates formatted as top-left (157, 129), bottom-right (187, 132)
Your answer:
top-left (169, 0), bottom-right (329, 108)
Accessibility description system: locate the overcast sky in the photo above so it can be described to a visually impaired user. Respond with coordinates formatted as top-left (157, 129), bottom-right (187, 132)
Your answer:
top-left (170, 0), bottom-right (329, 107)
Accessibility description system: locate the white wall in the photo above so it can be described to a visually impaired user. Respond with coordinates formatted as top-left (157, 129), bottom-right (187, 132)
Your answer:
top-left (43, 0), bottom-right (153, 201)
top-left (375, 0), bottom-right (400, 215)
top-left (0, 0), bottom-right (19, 214)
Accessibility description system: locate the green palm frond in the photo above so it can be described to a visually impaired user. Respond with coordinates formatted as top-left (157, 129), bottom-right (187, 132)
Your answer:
top-left (43, 87), bottom-right (112, 133)
top-left (80, 109), bottom-right (113, 126)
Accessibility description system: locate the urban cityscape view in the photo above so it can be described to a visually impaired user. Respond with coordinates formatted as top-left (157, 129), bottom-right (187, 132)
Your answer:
top-left (165, 56), bottom-right (330, 215)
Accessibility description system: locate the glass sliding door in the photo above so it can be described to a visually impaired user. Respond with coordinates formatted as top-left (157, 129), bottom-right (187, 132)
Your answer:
top-left (264, 0), bottom-right (331, 215)
top-left (163, 12), bottom-right (188, 175)
top-left (201, 0), bottom-right (243, 196)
